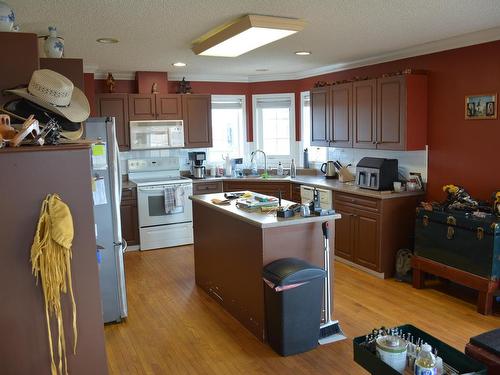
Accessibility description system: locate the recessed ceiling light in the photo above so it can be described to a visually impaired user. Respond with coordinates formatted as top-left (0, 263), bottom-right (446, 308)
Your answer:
top-left (97, 37), bottom-right (119, 44)
top-left (172, 62), bottom-right (187, 67)
top-left (295, 51), bottom-right (311, 56)
top-left (256, 69), bottom-right (269, 72)
top-left (192, 15), bottom-right (306, 57)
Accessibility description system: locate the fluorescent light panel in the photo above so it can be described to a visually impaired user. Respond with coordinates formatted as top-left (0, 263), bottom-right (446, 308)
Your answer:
top-left (193, 15), bottom-right (305, 57)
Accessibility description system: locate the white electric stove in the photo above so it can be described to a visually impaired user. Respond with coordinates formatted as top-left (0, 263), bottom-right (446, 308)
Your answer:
top-left (128, 157), bottom-right (193, 250)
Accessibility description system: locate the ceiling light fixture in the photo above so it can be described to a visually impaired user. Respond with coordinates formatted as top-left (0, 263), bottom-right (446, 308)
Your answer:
top-left (295, 51), bottom-right (311, 56)
top-left (172, 62), bottom-right (187, 67)
top-left (256, 68), bottom-right (269, 72)
top-left (96, 37), bottom-right (119, 44)
top-left (192, 15), bottom-right (305, 57)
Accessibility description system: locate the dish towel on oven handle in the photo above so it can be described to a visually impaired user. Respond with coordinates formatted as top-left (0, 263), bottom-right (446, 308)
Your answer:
top-left (174, 185), bottom-right (185, 208)
top-left (164, 186), bottom-right (176, 213)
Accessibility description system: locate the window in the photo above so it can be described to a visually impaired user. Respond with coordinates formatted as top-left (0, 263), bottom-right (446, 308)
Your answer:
top-left (301, 91), bottom-right (327, 164)
top-left (207, 95), bottom-right (246, 164)
top-left (253, 93), bottom-right (296, 163)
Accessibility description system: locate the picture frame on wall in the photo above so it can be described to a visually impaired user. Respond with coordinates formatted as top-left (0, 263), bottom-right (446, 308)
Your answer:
top-left (465, 93), bottom-right (497, 120)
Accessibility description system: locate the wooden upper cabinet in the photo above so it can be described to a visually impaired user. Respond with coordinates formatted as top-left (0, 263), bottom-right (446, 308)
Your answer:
top-left (376, 75), bottom-right (428, 150)
top-left (155, 94), bottom-right (182, 120)
top-left (310, 87), bottom-right (330, 147)
top-left (96, 93), bottom-right (130, 151)
top-left (330, 83), bottom-right (352, 147)
top-left (128, 94), bottom-right (156, 120)
top-left (377, 76), bottom-right (405, 150)
top-left (182, 94), bottom-right (212, 148)
top-left (353, 79), bottom-right (377, 149)
top-left (310, 74), bottom-right (427, 151)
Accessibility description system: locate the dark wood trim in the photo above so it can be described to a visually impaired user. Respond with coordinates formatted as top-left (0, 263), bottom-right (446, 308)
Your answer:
top-left (412, 255), bottom-right (499, 315)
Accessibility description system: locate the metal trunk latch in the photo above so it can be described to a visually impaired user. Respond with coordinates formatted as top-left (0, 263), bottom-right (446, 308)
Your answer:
top-left (446, 216), bottom-right (456, 240)
top-left (477, 227), bottom-right (484, 240)
top-left (422, 215), bottom-right (429, 227)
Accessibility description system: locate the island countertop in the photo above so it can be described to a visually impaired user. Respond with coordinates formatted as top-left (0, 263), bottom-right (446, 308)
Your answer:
top-left (190, 192), bottom-right (341, 229)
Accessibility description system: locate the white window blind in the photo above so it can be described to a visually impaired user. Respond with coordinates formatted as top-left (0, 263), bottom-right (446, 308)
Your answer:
top-left (253, 93), bottom-right (296, 162)
top-left (207, 95), bottom-right (246, 164)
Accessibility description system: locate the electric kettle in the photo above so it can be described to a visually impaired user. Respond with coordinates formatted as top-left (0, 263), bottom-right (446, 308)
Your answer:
top-left (321, 161), bottom-right (337, 179)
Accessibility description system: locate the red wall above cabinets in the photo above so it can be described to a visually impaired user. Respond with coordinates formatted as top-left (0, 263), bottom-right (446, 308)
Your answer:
top-left (84, 40), bottom-right (500, 201)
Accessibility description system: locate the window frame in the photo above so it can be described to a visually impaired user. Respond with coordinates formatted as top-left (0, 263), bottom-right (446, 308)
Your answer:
top-left (252, 93), bottom-right (296, 164)
top-left (207, 94), bottom-right (248, 164)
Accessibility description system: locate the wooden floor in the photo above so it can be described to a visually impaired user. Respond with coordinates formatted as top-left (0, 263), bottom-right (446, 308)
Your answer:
top-left (105, 246), bottom-right (499, 374)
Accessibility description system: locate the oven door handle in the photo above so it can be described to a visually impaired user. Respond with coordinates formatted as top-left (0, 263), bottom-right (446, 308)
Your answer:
top-left (138, 185), bottom-right (192, 192)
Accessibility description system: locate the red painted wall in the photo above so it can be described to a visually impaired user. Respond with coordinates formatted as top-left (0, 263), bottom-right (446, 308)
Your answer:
top-left (85, 40), bottom-right (500, 201)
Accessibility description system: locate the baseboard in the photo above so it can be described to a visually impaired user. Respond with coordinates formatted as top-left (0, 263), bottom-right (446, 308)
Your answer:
top-left (125, 245), bottom-right (140, 252)
top-left (334, 256), bottom-right (385, 279)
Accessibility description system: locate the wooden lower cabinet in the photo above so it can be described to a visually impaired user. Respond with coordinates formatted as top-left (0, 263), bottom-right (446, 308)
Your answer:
top-left (223, 180), bottom-right (291, 200)
top-left (121, 186), bottom-right (139, 246)
top-left (333, 204), bottom-right (355, 261)
top-left (334, 191), bottom-right (420, 278)
top-left (354, 209), bottom-right (380, 270)
top-left (290, 183), bottom-right (302, 203)
top-left (193, 181), bottom-right (223, 195)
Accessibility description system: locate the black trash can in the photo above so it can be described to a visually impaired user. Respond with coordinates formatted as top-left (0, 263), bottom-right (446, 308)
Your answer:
top-left (263, 257), bottom-right (325, 356)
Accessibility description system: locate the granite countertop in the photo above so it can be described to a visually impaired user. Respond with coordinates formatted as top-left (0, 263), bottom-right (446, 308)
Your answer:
top-left (189, 175), bottom-right (425, 200)
top-left (190, 193), bottom-right (341, 229)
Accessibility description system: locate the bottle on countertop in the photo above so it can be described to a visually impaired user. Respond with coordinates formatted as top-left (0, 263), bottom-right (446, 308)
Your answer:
top-left (224, 153), bottom-right (232, 177)
top-left (303, 149), bottom-right (309, 168)
top-left (414, 344), bottom-right (437, 375)
top-left (277, 161), bottom-right (284, 176)
top-left (290, 158), bottom-right (296, 178)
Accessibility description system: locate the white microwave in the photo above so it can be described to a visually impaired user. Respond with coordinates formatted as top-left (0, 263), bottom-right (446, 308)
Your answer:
top-left (129, 120), bottom-right (185, 150)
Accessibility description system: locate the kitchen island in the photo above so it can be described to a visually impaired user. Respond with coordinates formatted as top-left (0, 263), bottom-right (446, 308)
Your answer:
top-left (190, 192), bottom-right (341, 341)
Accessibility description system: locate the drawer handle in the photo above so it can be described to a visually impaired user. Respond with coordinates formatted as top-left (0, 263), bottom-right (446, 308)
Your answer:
top-left (477, 227), bottom-right (484, 241)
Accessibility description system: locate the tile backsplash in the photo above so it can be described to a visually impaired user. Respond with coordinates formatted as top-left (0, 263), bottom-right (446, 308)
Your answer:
top-left (326, 147), bottom-right (428, 182)
top-left (120, 146), bottom-right (428, 183)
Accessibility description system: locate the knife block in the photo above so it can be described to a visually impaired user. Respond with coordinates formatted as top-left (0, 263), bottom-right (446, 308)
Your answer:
top-left (338, 167), bottom-right (355, 183)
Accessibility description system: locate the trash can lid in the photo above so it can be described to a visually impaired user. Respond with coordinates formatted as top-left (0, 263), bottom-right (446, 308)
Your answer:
top-left (263, 257), bottom-right (325, 286)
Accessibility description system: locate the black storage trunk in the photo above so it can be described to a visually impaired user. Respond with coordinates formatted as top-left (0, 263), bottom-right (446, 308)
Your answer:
top-left (263, 258), bottom-right (325, 356)
top-left (415, 208), bottom-right (500, 279)
top-left (353, 324), bottom-right (487, 374)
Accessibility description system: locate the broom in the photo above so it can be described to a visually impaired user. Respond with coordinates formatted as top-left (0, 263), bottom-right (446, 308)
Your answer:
top-left (318, 221), bottom-right (346, 345)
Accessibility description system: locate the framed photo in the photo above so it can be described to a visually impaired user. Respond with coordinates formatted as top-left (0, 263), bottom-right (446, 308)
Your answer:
top-left (465, 93), bottom-right (497, 120)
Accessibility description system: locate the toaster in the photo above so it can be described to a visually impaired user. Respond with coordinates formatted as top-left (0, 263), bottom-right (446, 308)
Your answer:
top-left (356, 157), bottom-right (398, 191)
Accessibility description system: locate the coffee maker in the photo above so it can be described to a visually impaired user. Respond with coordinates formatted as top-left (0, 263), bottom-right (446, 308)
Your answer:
top-left (188, 152), bottom-right (206, 179)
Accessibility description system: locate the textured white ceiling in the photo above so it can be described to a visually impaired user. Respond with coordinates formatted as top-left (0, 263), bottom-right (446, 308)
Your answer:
top-left (10, 0), bottom-right (500, 81)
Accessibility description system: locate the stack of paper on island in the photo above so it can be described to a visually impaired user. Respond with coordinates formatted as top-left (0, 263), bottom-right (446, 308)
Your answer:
top-left (235, 192), bottom-right (279, 209)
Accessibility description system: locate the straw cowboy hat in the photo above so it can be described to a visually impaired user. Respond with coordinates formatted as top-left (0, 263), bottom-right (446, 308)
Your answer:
top-left (6, 69), bottom-right (90, 123)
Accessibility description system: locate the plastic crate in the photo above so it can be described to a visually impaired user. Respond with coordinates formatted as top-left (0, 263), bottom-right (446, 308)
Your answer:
top-left (353, 324), bottom-right (487, 374)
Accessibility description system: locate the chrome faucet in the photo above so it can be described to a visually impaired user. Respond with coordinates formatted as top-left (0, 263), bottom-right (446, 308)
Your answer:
top-left (250, 149), bottom-right (267, 175)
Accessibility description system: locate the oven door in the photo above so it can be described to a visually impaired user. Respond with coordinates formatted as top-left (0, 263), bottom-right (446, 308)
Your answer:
top-left (137, 183), bottom-right (193, 227)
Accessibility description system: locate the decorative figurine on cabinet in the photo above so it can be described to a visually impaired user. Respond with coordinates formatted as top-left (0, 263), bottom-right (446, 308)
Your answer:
top-left (105, 73), bottom-right (115, 93)
top-left (177, 77), bottom-right (192, 94)
top-left (152, 82), bottom-right (158, 94)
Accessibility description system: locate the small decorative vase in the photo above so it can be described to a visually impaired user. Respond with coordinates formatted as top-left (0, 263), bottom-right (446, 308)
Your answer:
top-left (43, 26), bottom-right (64, 58)
top-left (0, 1), bottom-right (15, 32)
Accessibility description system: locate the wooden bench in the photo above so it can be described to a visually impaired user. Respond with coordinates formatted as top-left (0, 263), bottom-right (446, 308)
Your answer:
top-left (412, 255), bottom-right (499, 315)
